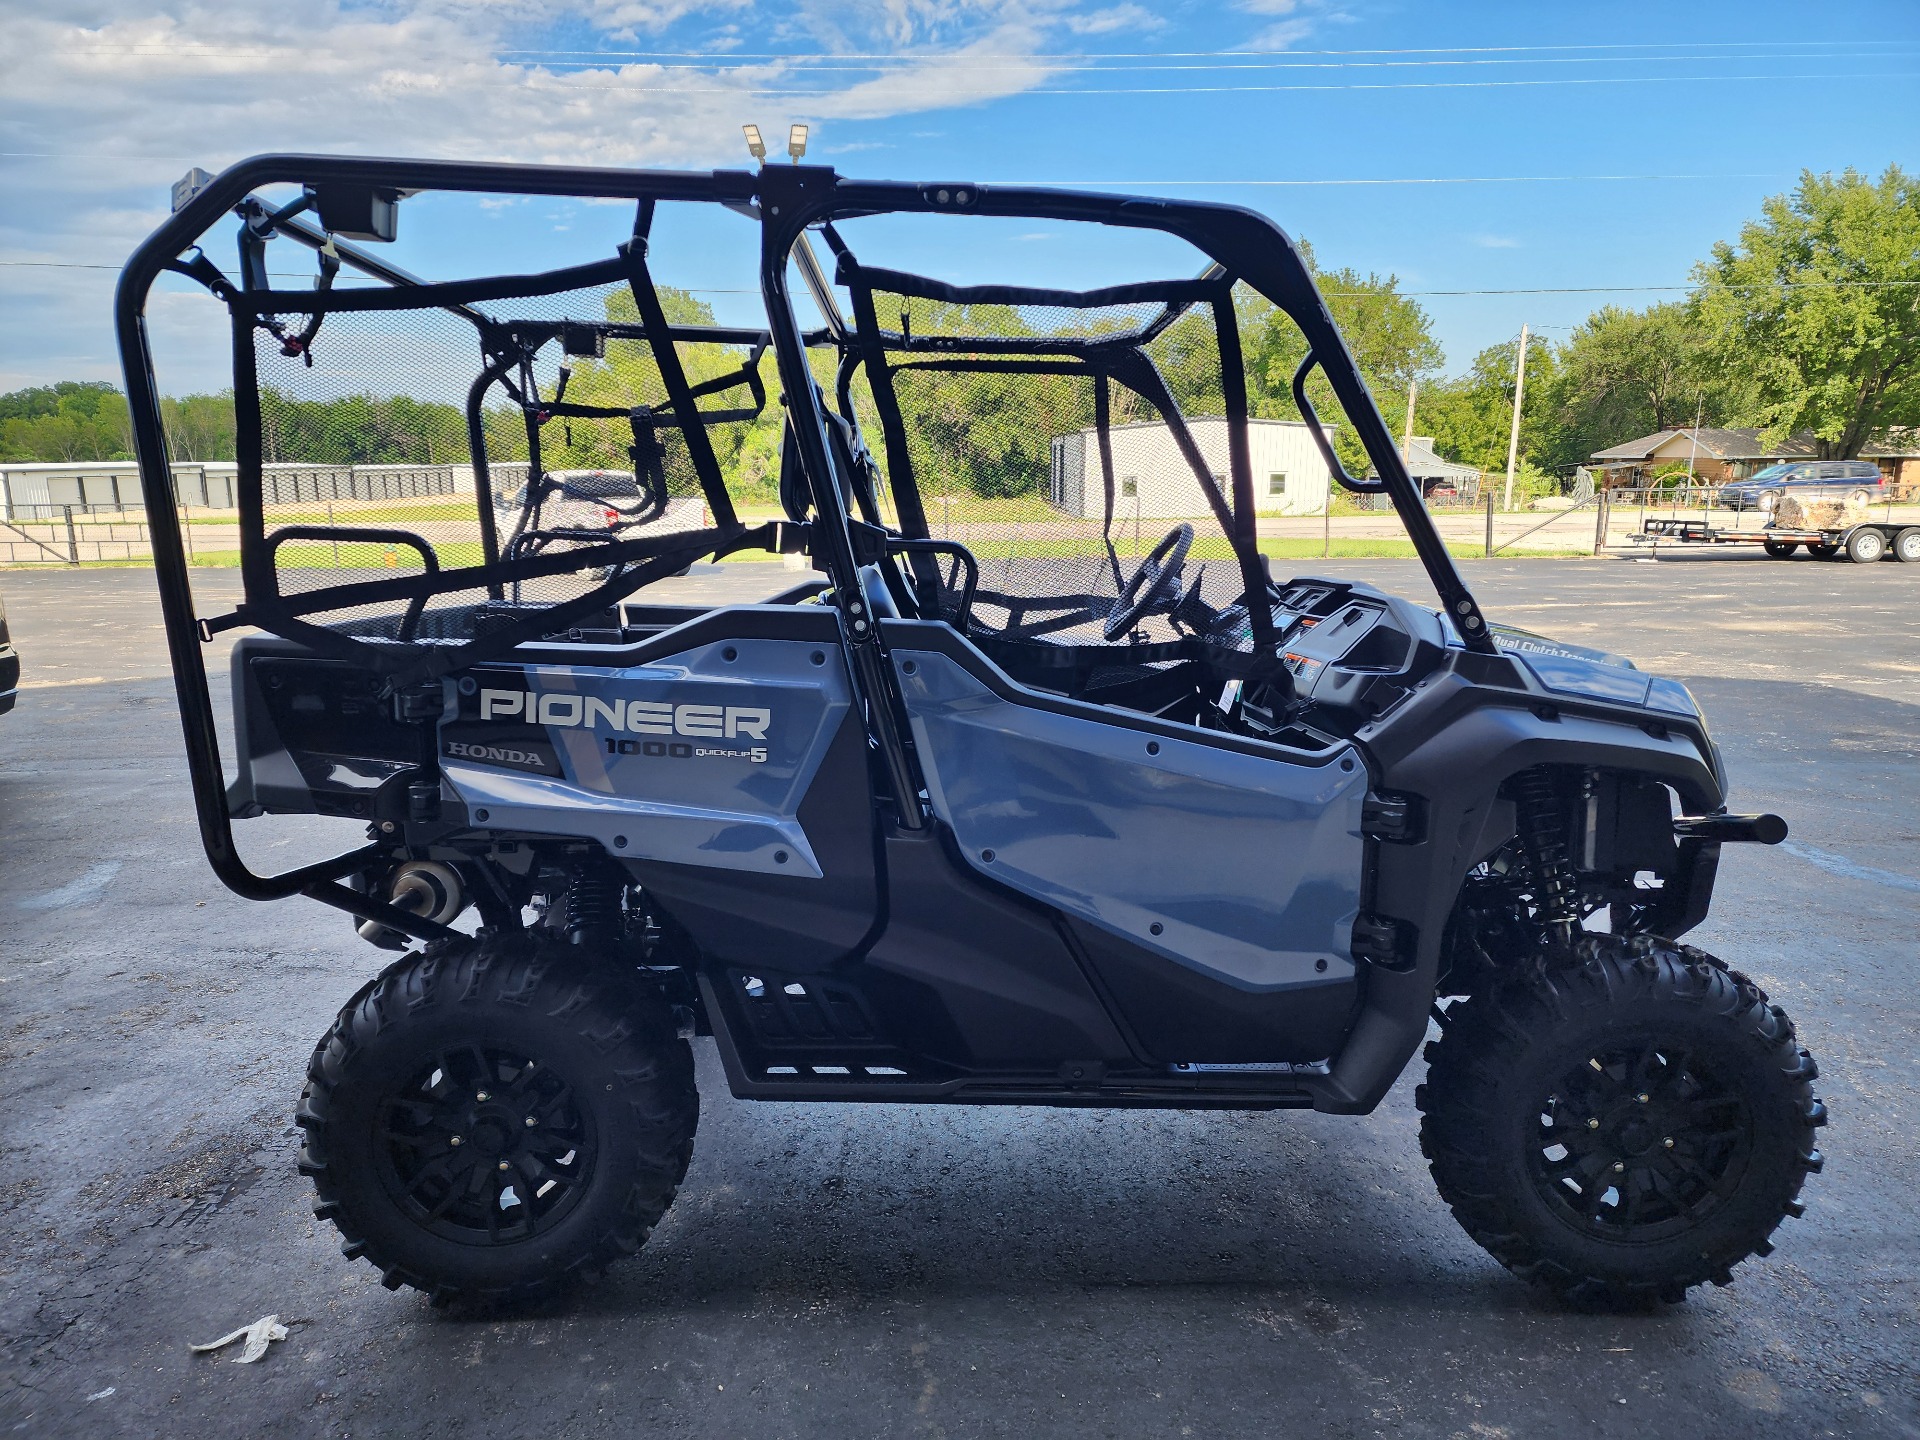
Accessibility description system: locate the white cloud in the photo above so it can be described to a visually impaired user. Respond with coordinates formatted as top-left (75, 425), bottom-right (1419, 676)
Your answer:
top-left (1064, 4), bottom-right (1166, 35)
top-left (1470, 233), bottom-right (1522, 249)
top-left (0, 0), bottom-right (1165, 386)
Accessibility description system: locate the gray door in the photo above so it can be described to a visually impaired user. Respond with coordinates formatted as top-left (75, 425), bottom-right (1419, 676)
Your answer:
top-left (891, 642), bottom-right (1368, 998)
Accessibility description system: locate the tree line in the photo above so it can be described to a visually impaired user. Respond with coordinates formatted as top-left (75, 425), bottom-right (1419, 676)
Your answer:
top-left (5, 166), bottom-right (1914, 495)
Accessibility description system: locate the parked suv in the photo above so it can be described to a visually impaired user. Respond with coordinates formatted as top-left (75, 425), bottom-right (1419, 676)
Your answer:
top-left (0, 586), bottom-right (18, 715)
top-left (1717, 460), bottom-right (1885, 513)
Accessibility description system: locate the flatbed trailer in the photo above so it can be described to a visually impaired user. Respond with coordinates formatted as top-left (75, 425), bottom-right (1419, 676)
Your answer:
top-left (1634, 516), bottom-right (1920, 565)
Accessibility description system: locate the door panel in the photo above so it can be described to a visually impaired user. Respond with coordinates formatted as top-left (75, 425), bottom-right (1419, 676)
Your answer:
top-left (891, 643), bottom-right (1368, 998)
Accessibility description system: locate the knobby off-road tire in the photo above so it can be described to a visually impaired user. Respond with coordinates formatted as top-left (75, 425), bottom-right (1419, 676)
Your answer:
top-left (1416, 935), bottom-right (1825, 1305)
top-left (296, 933), bottom-right (698, 1304)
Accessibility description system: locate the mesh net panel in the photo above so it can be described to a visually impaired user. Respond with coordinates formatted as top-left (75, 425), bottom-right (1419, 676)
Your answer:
top-left (249, 279), bottom-right (767, 643)
top-left (859, 291), bottom-right (1253, 652)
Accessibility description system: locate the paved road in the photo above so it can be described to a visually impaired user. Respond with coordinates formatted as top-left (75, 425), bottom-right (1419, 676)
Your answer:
top-left (1, 554), bottom-right (1915, 1439)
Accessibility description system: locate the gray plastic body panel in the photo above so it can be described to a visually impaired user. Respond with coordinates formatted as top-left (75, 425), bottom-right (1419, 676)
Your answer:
top-left (441, 637), bottom-right (851, 877)
top-left (893, 648), bottom-right (1368, 992)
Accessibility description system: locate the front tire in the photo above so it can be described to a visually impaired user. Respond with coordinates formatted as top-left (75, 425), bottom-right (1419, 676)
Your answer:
top-left (296, 934), bottom-right (698, 1304)
top-left (1417, 936), bottom-right (1824, 1305)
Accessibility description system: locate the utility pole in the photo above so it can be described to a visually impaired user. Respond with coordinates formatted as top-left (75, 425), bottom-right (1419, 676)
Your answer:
top-left (1502, 323), bottom-right (1529, 511)
top-left (1400, 378), bottom-right (1418, 461)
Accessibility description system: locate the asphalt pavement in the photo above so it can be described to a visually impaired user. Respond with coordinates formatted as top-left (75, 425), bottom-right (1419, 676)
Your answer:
top-left (0, 552), bottom-right (1915, 1439)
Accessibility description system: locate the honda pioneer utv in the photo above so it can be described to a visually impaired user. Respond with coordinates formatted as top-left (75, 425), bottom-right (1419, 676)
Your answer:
top-left (118, 155), bottom-right (1823, 1308)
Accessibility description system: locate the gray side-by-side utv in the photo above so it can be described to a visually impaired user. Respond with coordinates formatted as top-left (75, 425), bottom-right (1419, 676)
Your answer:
top-left (116, 155), bottom-right (1823, 1307)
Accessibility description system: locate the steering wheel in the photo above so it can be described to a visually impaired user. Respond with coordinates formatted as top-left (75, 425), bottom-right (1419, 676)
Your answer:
top-left (1103, 523), bottom-right (1193, 641)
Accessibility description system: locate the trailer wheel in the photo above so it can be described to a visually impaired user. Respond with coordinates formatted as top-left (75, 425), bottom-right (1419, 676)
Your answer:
top-left (1761, 539), bottom-right (1797, 559)
top-left (1844, 528), bottom-right (1886, 564)
top-left (1892, 527), bottom-right (1920, 563)
top-left (297, 933), bottom-right (698, 1305)
top-left (1806, 541), bottom-right (1840, 560)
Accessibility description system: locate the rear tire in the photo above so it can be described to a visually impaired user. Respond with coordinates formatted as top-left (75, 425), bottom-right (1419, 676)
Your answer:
top-left (1417, 936), bottom-right (1824, 1306)
top-left (1845, 527), bottom-right (1887, 564)
top-left (297, 933), bottom-right (698, 1304)
top-left (1893, 527), bottom-right (1920, 563)
top-left (1761, 538), bottom-right (1797, 558)
top-left (1806, 541), bottom-right (1840, 559)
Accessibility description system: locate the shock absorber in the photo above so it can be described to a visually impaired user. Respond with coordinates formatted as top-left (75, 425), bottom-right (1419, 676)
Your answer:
top-left (1513, 766), bottom-right (1581, 954)
top-left (564, 861), bottom-right (624, 948)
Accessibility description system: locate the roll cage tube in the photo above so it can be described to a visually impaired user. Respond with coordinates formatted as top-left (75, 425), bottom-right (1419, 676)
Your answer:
top-left (757, 165), bottom-right (929, 831)
top-left (817, 178), bottom-right (1497, 654)
top-left (116, 154), bottom-right (1499, 910)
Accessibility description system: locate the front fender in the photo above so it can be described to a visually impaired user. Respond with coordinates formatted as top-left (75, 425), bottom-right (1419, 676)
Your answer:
top-left (1314, 674), bottom-right (1722, 1115)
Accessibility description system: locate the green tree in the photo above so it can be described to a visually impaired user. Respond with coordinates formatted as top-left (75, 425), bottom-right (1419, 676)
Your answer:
top-left (1420, 331), bottom-right (1561, 482)
top-left (0, 381), bottom-right (132, 460)
top-left (1239, 250), bottom-right (1443, 472)
top-left (1693, 165), bottom-right (1920, 457)
top-left (1540, 302), bottom-right (1740, 466)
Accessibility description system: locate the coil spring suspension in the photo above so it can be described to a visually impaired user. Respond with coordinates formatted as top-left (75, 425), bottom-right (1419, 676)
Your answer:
top-left (564, 863), bottom-right (624, 947)
top-left (1513, 767), bottom-right (1581, 952)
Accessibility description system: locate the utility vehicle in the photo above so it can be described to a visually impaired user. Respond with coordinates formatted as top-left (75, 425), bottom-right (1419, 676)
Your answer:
top-left (0, 585), bottom-right (16, 715)
top-left (117, 155), bottom-right (1823, 1308)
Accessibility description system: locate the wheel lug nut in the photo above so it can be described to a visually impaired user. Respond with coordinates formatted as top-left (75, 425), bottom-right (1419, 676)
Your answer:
top-left (1613, 1162), bottom-right (1626, 1173)
top-left (1637, 1093), bottom-right (1650, 1103)
top-left (524, 1116), bottom-right (538, 1128)
top-left (449, 1135), bottom-right (463, 1146)
top-left (476, 1091), bottom-right (491, 1102)
top-left (1587, 1118), bottom-right (1600, 1130)
top-left (498, 1161), bottom-right (510, 1172)
top-left (1663, 1137), bottom-right (1675, 1149)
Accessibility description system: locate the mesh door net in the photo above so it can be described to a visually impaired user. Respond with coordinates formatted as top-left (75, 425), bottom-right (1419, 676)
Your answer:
top-left (225, 255), bottom-right (773, 673)
top-left (835, 260), bottom-right (1274, 677)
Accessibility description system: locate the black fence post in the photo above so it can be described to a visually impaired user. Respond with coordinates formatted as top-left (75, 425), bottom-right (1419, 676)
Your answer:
top-left (64, 505), bottom-right (79, 565)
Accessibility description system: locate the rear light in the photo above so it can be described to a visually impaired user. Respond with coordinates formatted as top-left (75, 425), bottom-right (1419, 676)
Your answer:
top-left (605, 508), bottom-right (618, 525)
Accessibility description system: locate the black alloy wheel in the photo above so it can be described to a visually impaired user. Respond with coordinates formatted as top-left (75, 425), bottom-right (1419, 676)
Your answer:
top-left (1530, 1040), bottom-right (1752, 1244)
top-left (1418, 935), bottom-right (1825, 1305)
top-left (298, 933), bottom-right (698, 1303)
top-left (377, 1045), bottom-right (596, 1246)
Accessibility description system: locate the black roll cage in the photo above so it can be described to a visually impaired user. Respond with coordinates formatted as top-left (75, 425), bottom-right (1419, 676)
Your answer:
top-left (116, 153), bottom-right (1495, 928)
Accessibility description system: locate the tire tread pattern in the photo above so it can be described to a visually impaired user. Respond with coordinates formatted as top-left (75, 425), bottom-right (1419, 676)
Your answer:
top-left (296, 933), bottom-right (698, 1306)
top-left (1415, 935), bottom-right (1824, 1305)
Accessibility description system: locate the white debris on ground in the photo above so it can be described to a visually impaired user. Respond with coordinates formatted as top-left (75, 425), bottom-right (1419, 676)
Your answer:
top-left (188, 1315), bottom-right (289, 1364)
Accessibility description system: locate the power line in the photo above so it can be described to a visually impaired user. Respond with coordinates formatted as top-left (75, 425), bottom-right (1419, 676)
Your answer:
top-left (44, 47), bottom-right (1914, 74)
top-left (360, 69), bottom-right (1913, 97)
top-left (49, 39), bottom-right (1911, 61)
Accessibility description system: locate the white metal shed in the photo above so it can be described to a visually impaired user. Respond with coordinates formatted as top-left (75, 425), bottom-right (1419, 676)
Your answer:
top-left (1050, 417), bottom-right (1335, 520)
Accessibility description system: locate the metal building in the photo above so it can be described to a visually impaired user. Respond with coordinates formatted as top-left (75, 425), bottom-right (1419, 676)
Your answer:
top-left (1050, 417), bottom-right (1336, 520)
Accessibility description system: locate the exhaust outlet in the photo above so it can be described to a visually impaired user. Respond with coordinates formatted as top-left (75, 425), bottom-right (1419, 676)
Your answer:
top-left (357, 860), bottom-right (465, 948)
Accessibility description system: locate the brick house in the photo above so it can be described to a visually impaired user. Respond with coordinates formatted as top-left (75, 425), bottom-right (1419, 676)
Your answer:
top-left (1588, 427), bottom-right (1920, 488)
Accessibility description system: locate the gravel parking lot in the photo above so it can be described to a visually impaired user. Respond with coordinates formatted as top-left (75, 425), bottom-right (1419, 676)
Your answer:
top-left (1, 554), bottom-right (1916, 1439)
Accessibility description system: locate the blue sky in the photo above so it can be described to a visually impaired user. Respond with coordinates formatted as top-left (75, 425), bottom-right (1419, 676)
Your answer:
top-left (1, 0), bottom-right (1916, 394)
